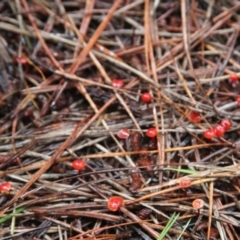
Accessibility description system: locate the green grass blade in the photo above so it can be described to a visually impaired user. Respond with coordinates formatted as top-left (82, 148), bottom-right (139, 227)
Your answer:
top-left (157, 212), bottom-right (180, 240)
top-left (163, 167), bottom-right (198, 174)
top-left (0, 207), bottom-right (25, 224)
top-left (176, 218), bottom-right (192, 240)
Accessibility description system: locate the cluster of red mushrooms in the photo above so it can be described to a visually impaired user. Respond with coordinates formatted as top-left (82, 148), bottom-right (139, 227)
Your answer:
top-left (1, 77), bottom-right (233, 222)
top-left (70, 78), bottom-right (233, 213)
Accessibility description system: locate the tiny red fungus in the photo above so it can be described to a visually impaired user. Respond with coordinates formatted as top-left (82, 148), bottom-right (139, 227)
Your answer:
top-left (213, 124), bottom-right (225, 138)
top-left (112, 79), bottom-right (124, 88)
top-left (179, 178), bottom-right (191, 188)
top-left (192, 199), bottom-right (204, 216)
top-left (141, 92), bottom-right (152, 104)
top-left (72, 159), bottom-right (86, 171)
top-left (108, 196), bottom-right (124, 211)
top-left (117, 128), bottom-right (130, 139)
top-left (189, 111), bottom-right (201, 123)
top-left (203, 129), bottom-right (215, 139)
top-left (192, 199), bottom-right (204, 209)
top-left (236, 97), bottom-right (240, 104)
top-left (0, 182), bottom-right (12, 193)
top-left (146, 128), bottom-right (157, 138)
top-left (219, 119), bottom-right (231, 131)
top-left (16, 56), bottom-right (27, 64)
top-left (179, 178), bottom-right (191, 197)
top-left (229, 73), bottom-right (238, 83)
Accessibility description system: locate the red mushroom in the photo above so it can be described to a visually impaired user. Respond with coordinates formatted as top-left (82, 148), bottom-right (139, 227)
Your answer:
top-left (219, 119), bottom-right (231, 131)
top-left (203, 129), bottom-right (216, 139)
top-left (213, 124), bottom-right (225, 138)
top-left (192, 199), bottom-right (204, 216)
top-left (117, 128), bottom-right (130, 139)
top-left (189, 111), bottom-right (201, 123)
top-left (141, 92), bottom-right (152, 104)
top-left (179, 178), bottom-right (191, 197)
top-left (108, 196), bottom-right (124, 211)
top-left (146, 128), bottom-right (157, 138)
top-left (229, 73), bottom-right (238, 83)
top-left (72, 159), bottom-right (86, 171)
top-left (112, 79), bottom-right (124, 88)
top-left (0, 182), bottom-right (12, 193)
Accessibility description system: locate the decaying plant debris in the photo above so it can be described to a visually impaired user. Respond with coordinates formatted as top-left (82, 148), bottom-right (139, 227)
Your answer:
top-left (1, 0), bottom-right (240, 239)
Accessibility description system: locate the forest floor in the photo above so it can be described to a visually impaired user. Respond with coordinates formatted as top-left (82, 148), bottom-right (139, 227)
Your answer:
top-left (1, 1), bottom-right (240, 239)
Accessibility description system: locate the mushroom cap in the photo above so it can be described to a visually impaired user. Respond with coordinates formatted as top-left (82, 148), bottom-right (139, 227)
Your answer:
top-left (179, 178), bottom-right (191, 188)
top-left (0, 182), bottom-right (12, 193)
top-left (108, 196), bottom-right (124, 211)
top-left (72, 159), bottom-right (86, 170)
top-left (192, 199), bottom-right (204, 209)
top-left (146, 128), bottom-right (157, 138)
top-left (117, 128), bottom-right (130, 139)
top-left (112, 79), bottom-right (124, 88)
top-left (141, 92), bottom-right (152, 103)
